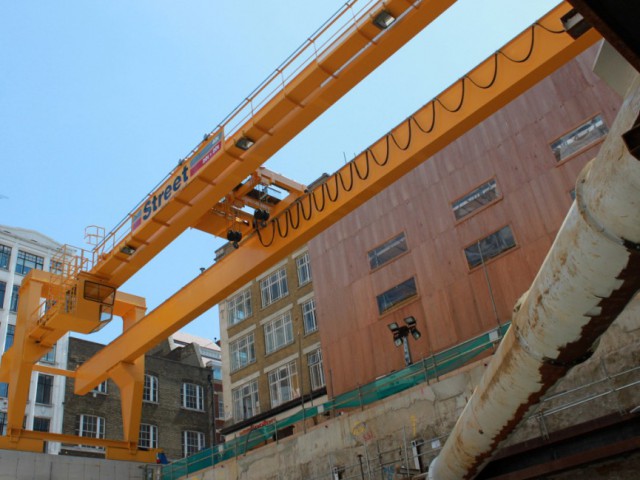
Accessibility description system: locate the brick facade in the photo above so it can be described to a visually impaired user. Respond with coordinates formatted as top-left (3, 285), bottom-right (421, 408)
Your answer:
top-left (62, 338), bottom-right (213, 461)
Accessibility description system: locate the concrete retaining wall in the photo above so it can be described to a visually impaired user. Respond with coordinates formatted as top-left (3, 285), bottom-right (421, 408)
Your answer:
top-left (191, 297), bottom-right (640, 480)
top-left (0, 449), bottom-right (147, 480)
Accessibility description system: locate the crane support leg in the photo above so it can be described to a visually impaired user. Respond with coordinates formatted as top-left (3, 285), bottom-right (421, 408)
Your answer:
top-left (4, 278), bottom-right (53, 442)
top-left (104, 306), bottom-right (147, 460)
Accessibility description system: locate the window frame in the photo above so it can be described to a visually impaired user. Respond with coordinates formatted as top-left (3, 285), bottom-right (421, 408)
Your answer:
top-left (295, 252), bottom-right (312, 286)
top-left (264, 311), bottom-right (294, 355)
top-left (216, 395), bottom-right (225, 419)
top-left (229, 332), bottom-right (256, 372)
top-left (226, 288), bottom-right (253, 326)
top-left (181, 382), bottom-right (205, 411)
top-left (91, 380), bottom-right (108, 395)
top-left (0, 280), bottom-right (6, 309)
top-left (139, 423), bottom-right (159, 449)
top-left (268, 360), bottom-right (299, 408)
top-left (4, 324), bottom-right (15, 350)
top-left (15, 250), bottom-right (44, 276)
top-left (10, 285), bottom-right (19, 313)
top-left (182, 430), bottom-right (205, 457)
top-left (32, 416), bottom-right (51, 432)
top-left (78, 414), bottom-right (106, 439)
top-left (308, 348), bottom-right (326, 391)
top-left (302, 297), bottom-right (318, 335)
top-left (550, 113), bottom-right (609, 164)
top-left (232, 380), bottom-right (260, 422)
top-left (463, 225), bottom-right (517, 270)
top-left (143, 374), bottom-right (158, 403)
top-left (451, 178), bottom-right (500, 222)
top-left (0, 412), bottom-right (6, 436)
top-left (39, 344), bottom-right (56, 364)
top-left (368, 232), bottom-right (409, 271)
top-left (0, 244), bottom-right (11, 270)
top-left (376, 277), bottom-right (418, 315)
top-left (35, 373), bottom-right (54, 405)
top-left (260, 267), bottom-right (289, 307)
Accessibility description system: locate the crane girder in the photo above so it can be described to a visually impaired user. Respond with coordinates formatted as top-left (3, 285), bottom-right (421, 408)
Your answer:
top-left (88, 0), bottom-right (458, 288)
top-left (73, 2), bottom-right (600, 395)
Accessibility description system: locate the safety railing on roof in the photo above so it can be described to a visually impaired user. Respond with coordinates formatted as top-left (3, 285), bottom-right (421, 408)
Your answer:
top-left (90, 0), bottom-right (387, 270)
top-left (160, 322), bottom-right (511, 480)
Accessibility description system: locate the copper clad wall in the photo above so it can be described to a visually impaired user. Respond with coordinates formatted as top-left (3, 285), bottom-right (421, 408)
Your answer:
top-left (308, 46), bottom-right (622, 397)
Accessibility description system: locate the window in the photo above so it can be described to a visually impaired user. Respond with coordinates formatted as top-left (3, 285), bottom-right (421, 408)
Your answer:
top-left (260, 267), bottom-right (289, 307)
top-left (15, 250), bottom-right (44, 276)
top-left (302, 298), bottom-right (318, 334)
top-left (0, 281), bottom-right (5, 309)
top-left (10, 285), bottom-right (19, 313)
top-left (268, 360), bottom-right (299, 408)
top-left (308, 349), bottom-right (326, 391)
top-left (143, 374), bottom-right (158, 403)
top-left (0, 412), bottom-right (6, 435)
top-left (217, 396), bottom-right (225, 419)
top-left (40, 344), bottom-right (56, 364)
top-left (35, 374), bottom-right (54, 405)
top-left (181, 383), bottom-right (204, 411)
top-left (551, 114), bottom-right (608, 162)
top-left (376, 277), bottom-right (418, 315)
top-left (139, 424), bottom-right (159, 449)
top-left (464, 225), bottom-right (516, 269)
top-left (78, 414), bottom-right (105, 439)
top-left (368, 233), bottom-right (408, 270)
top-left (212, 366), bottom-right (222, 381)
top-left (4, 324), bottom-right (15, 350)
top-left (226, 288), bottom-right (252, 326)
top-left (296, 252), bottom-right (312, 286)
top-left (452, 179), bottom-right (499, 221)
top-left (230, 333), bottom-right (256, 372)
top-left (182, 430), bottom-right (205, 457)
top-left (0, 383), bottom-right (8, 398)
top-left (232, 380), bottom-right (260, 422)
top-left (0, 244), bottom-right (11, 270)
top-left (264, 311), bottom-right (294, 354)
top-left (33, 417), bottom-right (50, 432)
top-left (91, 380), bottom-right (108, 395)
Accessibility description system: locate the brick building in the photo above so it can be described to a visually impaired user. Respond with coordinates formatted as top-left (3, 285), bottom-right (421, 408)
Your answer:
top-left (217, 244), bottom-right (326, 439)
top-left (61, 337), bottom-right (214, 460)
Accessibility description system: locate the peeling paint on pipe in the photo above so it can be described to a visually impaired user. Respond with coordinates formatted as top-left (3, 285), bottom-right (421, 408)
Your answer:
top-left (429, 76), bottom-right (640, 480)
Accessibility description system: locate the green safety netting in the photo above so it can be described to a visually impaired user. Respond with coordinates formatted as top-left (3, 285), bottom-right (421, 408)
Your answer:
top-left (161, 323), bottom-right (510, 480)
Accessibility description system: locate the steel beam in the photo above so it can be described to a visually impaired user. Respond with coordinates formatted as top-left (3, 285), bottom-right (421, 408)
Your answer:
top-left (74, 3), bottom-right (599, 394)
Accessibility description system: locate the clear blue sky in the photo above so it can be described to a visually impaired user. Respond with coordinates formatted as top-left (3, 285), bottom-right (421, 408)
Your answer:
top-left (0, 0), bottom-right (557, 345)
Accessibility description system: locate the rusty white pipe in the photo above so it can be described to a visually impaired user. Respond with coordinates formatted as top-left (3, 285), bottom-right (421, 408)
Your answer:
top-left (429, 75), bottom-right (640, 480)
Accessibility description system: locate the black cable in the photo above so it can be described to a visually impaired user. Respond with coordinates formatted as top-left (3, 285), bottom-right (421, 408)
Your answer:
top-left (255, 21), bottom-right (565, 248)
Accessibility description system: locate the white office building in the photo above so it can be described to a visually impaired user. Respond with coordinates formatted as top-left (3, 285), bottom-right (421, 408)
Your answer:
top-left (0, 225), bottom-right (69, 454)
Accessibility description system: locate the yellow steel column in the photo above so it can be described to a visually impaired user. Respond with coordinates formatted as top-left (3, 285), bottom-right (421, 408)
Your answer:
top-left (105, 305), bottom-right (147, 460)
top-left (4, 276), bottom-right (50, 450)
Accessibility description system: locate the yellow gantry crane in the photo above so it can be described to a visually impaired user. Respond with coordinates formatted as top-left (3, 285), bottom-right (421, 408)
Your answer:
top-left (0, 1), bottom-right (598, 462)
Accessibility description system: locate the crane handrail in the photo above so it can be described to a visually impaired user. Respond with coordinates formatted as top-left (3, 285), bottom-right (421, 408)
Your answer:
top-left (90, 0), bottom-right (383, 266)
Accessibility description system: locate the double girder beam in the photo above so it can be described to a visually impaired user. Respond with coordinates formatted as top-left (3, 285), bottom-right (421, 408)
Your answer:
top-left (74, 3), bottom-right (599, 393)
top-left (0, 0), bottom-right (602, 463)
